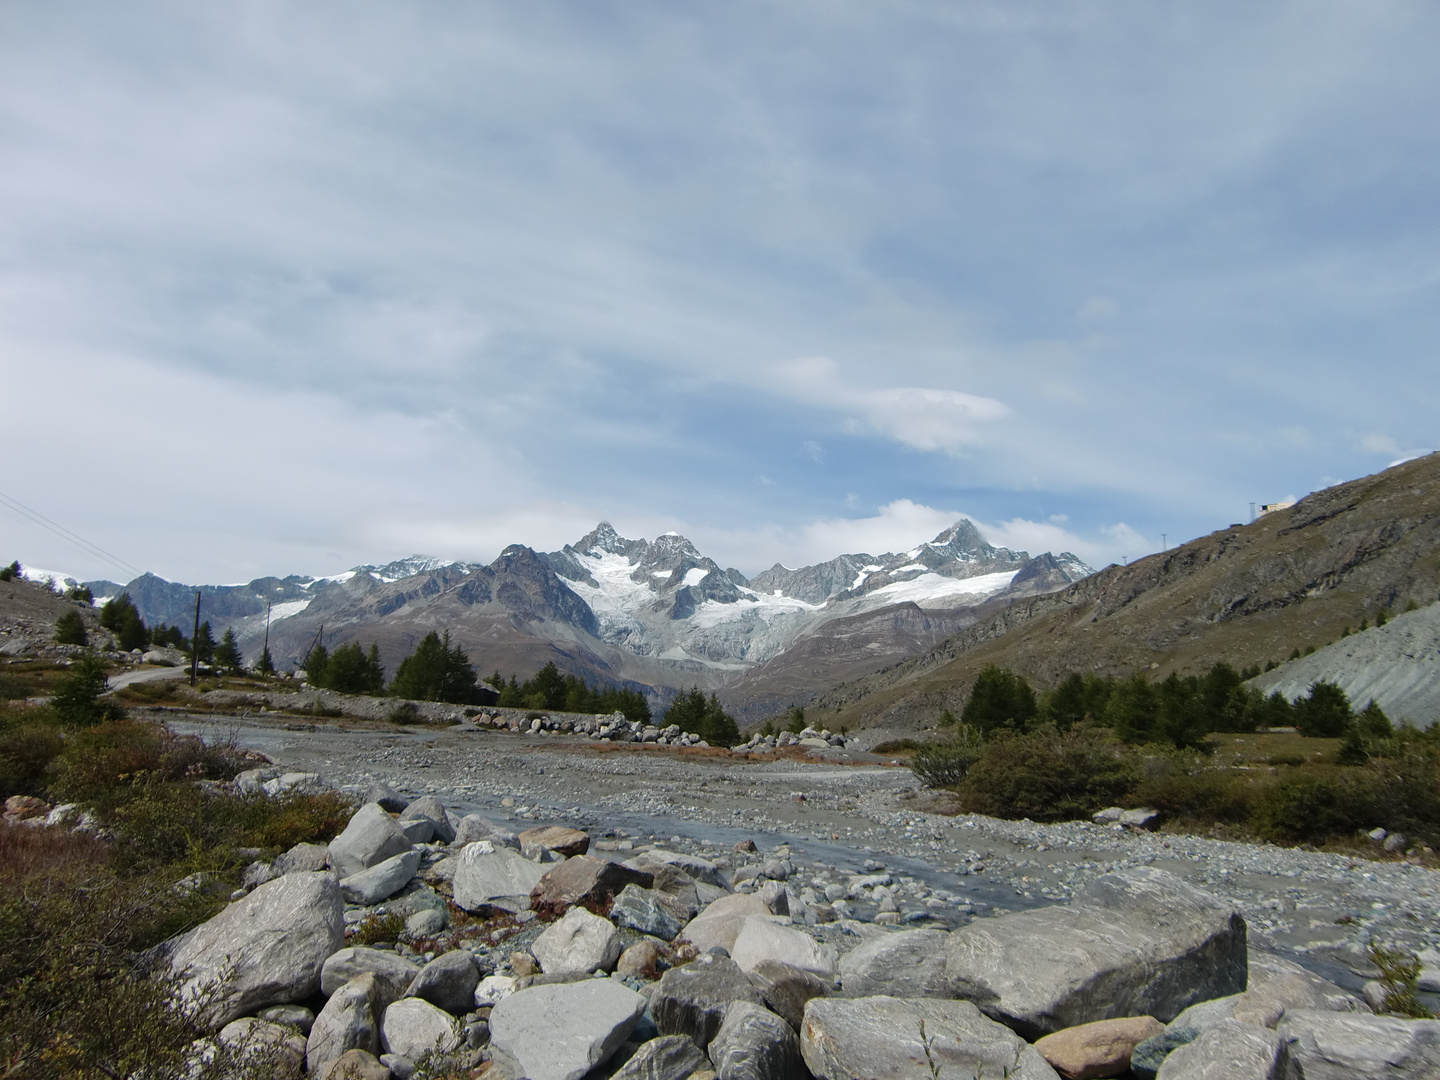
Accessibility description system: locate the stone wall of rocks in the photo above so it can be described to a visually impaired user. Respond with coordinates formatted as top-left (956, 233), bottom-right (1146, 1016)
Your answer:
top-left (155, 782), bottom-right (1440, 1080)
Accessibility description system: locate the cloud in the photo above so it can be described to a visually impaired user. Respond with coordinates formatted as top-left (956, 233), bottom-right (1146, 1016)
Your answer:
top-left (1362, 432), bottom-right (1400, 455)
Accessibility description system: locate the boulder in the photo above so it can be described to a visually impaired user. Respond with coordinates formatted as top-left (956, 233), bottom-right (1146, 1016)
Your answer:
top-left (488, 979), bottom-right (647, 1080)
top-left (364, 781), bottom-right (408, 813)
top-left (258, 1003), bottom-right (316, 1034)
top-left (169, 871), bottom-right (345, 1027)
top-left (610, 1034), bottom-right (710, 1080)
top-left (321, 947), bottom-right (423, 1002)
top-left (379, 997), bottom-right (462, 1061)
top-left (1033, 1015), bottom-right (1164, 1079)
top-left (451, 842), bottom-right (549, 913)
top-left (708, 1001), bottom-right (802, 1080)
top-left (678, 893), bottom-right (772, 954)
top-left (531, 905), bottom-right (623, 975)
top-left (1232, 952), bottom-right (1367, 1026)
top-left (400, 817), bottom-right (434, 844)
top-left (273, 841), bottom-right (329, 875)
top-left (730, 917), bottom-right (837, 981)
top-left (652, 954), bottom-right (766, 1050)
top-left (399, 795), bottom-right (456, 843)
top-left (406, 908), bottom-right (447, 936)
top-left (639, 849), bottom-right (729, 889)
top-left (328, 803), bottom-right (414, 879)
top-left (617, 940), bottom-right (663, 980)
top-left (307, 973), bottom-right (381, 1077)
top-left (451, 813), bottom-right (519, 850)
top-left (1130, 1026), bottom-right (1200, 1080)
top-left (944, 867), bottom-right (1246, 1038)
top-left (1155, 1018), bottom-right (1281, 1080)
top-left (838, 928), bottom-right (951, 999)
top-left (800, 996), bottom-right (1059, 1080)
top-left (1120, 808), bottom-right (1161, 831)
top-left (475, 974), bottom-right (518, 1007)
top-left (529, 855), bottom-right (653, 918)
top-left (217, 1017), bottom-right (308, 1078)
top-left (320, 1048), bottom-right (391, 1080)
top-left (519, 825), bottom-right (590, 859)
top-left (405, 950), bottom-right (480, 1016)
top-left (1275, 1008), bottom-right (1440, 1079)
top-left (341, 849), bottom-right (422, 905)
top-left (747, 959), bottom-right (830, 1031)
top-left (610, 884), bottom-right (685, 941)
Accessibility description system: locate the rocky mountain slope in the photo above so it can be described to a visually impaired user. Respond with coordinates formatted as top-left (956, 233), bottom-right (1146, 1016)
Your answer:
top-left (815, 453), bottom-right (1440, 734)
top-left (65, 522), bottom-right (1090, 716)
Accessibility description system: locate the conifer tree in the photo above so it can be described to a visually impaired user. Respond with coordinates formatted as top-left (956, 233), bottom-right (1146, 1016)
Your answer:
top-left (191, 621), bottom-right (216, 664)
top-left (213, 628), bottom-right (243, 673)
top-left (256, 646), bottom-right (275, 675)
top-left (99, 593), bottom-right (148, 652)
top-left (53, 609), bottom-right (89, 646)
top-left (390, 630), bottom-right (478, 703)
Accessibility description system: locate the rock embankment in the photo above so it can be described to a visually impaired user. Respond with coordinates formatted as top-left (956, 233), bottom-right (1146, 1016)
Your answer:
top-left (155, 784), bottom-right (1440, 1080)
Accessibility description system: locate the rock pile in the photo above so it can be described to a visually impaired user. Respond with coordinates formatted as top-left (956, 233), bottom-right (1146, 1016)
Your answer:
top-left (164, 791), bottom-right (1439, 1080)
top-left (733, 727), bottom-right (851, 752)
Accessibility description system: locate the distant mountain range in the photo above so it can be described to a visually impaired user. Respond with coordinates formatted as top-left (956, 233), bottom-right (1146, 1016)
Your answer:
top-left (77, 521), bottom-right (1093, 718)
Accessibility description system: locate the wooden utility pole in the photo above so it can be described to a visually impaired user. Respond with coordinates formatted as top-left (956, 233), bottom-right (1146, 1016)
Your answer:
top-left (189, 589), bottom-right (202, 687)
top-left (263, 600), bottom-right (271, 669)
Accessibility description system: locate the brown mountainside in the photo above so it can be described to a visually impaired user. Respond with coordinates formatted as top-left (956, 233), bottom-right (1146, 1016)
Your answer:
top-left (815, 454), bottom-right (1440, 734)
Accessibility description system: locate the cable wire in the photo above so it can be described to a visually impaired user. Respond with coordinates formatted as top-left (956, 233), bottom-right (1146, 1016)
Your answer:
top-left (0, 488), bottom-right (144, 581)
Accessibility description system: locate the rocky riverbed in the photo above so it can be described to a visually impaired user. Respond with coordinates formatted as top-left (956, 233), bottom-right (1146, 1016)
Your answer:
top-left (169, 711), bottom-right (1440, 999)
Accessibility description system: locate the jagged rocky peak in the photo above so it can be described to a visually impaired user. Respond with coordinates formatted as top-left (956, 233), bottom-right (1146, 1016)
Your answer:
top-left (574, 522), bottom-right (636, 558)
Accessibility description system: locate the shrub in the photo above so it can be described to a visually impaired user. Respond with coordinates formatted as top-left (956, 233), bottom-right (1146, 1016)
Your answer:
top-left (1293, 681), bottom-right (1352, 737)
top-left (53, 609), bottom-right (88, 646)
top-left (1368, 943), bottom-right (1436, 1019)
top-left (50, 655), bottom-right (124, 726)
top-left (0, 560), bottom-right (19, 582)
top-left (910, 726), bottom-right (986, 787)
top-left (1133, 754), bottom-right (1258, 828)
top-left (962, 666), bottom-right (1038, 735)
top-left (351, 910), bottom-right (405, 946)
top-left (0, 721), bottom-right (65, 799)
top-left (387, 701), bottom-right (422, 724)
top-left (957, 725), bottom-right (1138, 822)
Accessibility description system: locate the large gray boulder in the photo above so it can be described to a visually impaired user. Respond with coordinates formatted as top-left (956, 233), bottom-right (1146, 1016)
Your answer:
top-left (321, 947), bottom-right (423, 1002)
top-left (307, 973), bottom-right (381, 1077)
top-left (340, 849), bottom-right (422, 905)
top-left (1276, 1009), bottom-right (1440, 1079)
top-left (451, 842), bottom-right (549, 913)
top-left (678, 894), bottom-right (772, 954)
top-left (380, 997), bottom-right (463, 1061)
top-left (708, 1001), bottom-right (802, 1080)
top-left (730, 917), bottom-right (837, 982)
top-left (451, 813), bottom-right (519, 850)
top-left (639, 849), bottom-right (728, 889)
top-left (488, 979), bottom-right (648, 1080)
top-left (748, 959), bottom-right (830, 1030)
top-left (406, 950), bottom-right (481, 1016)
top-left (399, 795), bottom-right (456, 843)
top-left (273, 841), bottom-right (329, 875)
top-left (652, 955), bottom-right (767, 1050)
top-left (1155, 1019), bottom-right (1281, 1080)
top-left (529, 855), bottom-right (653, 919)
top-left (531, 905), bottom-right (624, 975)
top-left (800, 996), bottom-right (1059, 1080)
top-left (169, 871), bottom-right (345, 1027)
top-left (217, 1017), bottom-right (308, 1078)
top-left (610, 1034), bottom-right (710, 1080)
top-left (327, 803), bottom-right (414, 878)
top-left (1233, 953), bottom-right (1367, 1027)
top-left (839, 928), bottom-right (952, 998)
top-left (944, 867), bottom-right (1246, 1038)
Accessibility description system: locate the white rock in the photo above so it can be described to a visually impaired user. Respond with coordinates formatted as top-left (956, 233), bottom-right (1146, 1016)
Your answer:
top-left (320, 947), bottom-right (422, 1002)
top-left (451, 842), bottom-right (548, 913)
top-left (532, 905), bottom-right (624, 975)
top-left (307, 973), bottom-right (380, 1077)
top-left (838, 928), bottom-right (952, 998)
top-left (489, 980), bottom-right (647, 1080)
top-left (475, 975), bottom-right (517, 1007)
top-left (327, 803), bottom-right (414, 879)
top-left (1156, 1018), bottom-right (1281, 1080)
top-left (340, 849), bottom-right (422, 905)
top-left (218, 1017), bottom-right (307, 1078)
top-left (730, 917), bottom-right (838, 981)
top-left (677, 893), bottom-right (773, 954)
top-left (380, 997), bottom-right (462, 1062)
top-left (1276, 1008), bottom-right (1440, 1079)
top-left (169, 871), bottom-right (345, 1028)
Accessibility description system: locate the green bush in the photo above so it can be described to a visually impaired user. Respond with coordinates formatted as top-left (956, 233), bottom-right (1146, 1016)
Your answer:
top-left (0, 721), bottom-right (65, 799)
top-left (957, 725), bottom-right (1138, 822)
top-left (50, 655), bottom-right (124, 726)
top-left (1293, 681), bottom-right (1352, 737)
top-left (1133, 755), bottom-right (1260, 828)
top-left (910, 726), bottom-right (986, 787)
top-left (53, 609), bottom-right (88, 646)
top-left (962, 665), bottom-right (1038, 735)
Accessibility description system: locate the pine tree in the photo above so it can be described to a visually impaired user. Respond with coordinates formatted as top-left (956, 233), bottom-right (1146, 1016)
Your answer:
top-left (1293, 681), bottom-right (1352, 738)
top-left (53, 609), bottom-right (89, 646)
top-left (305, 642), bottom-right (330, 685)
top-left (213, 628), bottom-right (243, 673)
top-left (100, 593), bottom-right (148, 652)
top-left (320, 641), bottom-right (386, 694)
top-left (962, 666), bottom-right (1039, 735)
top-left (256, 646), bottom-right (275, 675)
top-left (51, 655), bottom-right (123, 725)
top-left (390, 630), bottom-right (478, 703)
top-left (191, 621), bottom-right (216, 664)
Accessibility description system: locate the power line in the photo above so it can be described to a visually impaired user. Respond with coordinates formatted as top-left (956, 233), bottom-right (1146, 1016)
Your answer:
top-left (0, 488), bottom-right (145, 581)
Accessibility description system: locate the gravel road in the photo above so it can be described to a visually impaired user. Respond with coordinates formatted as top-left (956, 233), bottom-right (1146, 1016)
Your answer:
top-left (170, 711), bottom-right (1440, 996)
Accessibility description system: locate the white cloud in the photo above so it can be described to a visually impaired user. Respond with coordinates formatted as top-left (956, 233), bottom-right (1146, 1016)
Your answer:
top-left (1362, 432), bottom-right (1400, 454)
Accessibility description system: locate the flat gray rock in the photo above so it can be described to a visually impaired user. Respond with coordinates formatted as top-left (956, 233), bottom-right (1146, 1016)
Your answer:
top-left (839, 928), bottom-right (952, 998)
top-left (800, 995), bottom-right (1059, 1080)
top-left (1155, 1019), bottom-right (1280, 1080)
top-left (1276, 1008), bottom-right (1440, 1079)
top-left (1233, 952), bottom-right (1367, 1026)
top-left (532, 906), bottom-right (623, 975)
top-left (321, 947), bottom-right (422, 1003)
top-left (307, 973), bottom-right (381, 1077)
top-left (379, 997), bottom-right (462, 1061)
top-left (678, 894), bottom-right (773, 955)
top-left (641, 849), bottom-right (728, 889)
top-left (274, 841), bottom-right (330, 875)
top-left (341, 849), bottom-right (422, 905)
top-left (328, 803), bottom-right (414, 879)
top-left (652, 955), bottom-right (766, 1050)
top-left (944, 867), bottom-right (1246, 1038)
top-left (610, 884), bottom-right (685, 941)
top-left (748, 958), bottom-right (830, 1031)
top-left (488, 979), bottom-right (647, 1080)
top-left (405, 950), bottom-right (480, 1016)
top-left (609, 1034), bottom-right (709, 1080)
top-left (708, 1001), bottom-right (802, 1080)
top-left (731, 917), bottom-right (837, 981)
top-left (218, 1017), bottom-right (308, 1078)
top-left (169, 871), bottom-right (345, 1027)
top-left (451, 813), bottom-right (519, 850)
top-left (451, 842), bottom-right (548, 913)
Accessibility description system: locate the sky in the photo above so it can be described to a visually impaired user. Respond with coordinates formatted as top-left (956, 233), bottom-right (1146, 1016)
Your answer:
top-left (2, 1), bottom-right (1437, 586)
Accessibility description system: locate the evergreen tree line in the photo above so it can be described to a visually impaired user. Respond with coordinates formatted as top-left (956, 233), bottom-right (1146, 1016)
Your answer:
top-left (953, 662), bottom-right (1392, 750)
top-left (660, 686), bottom-right (740, 746)
top-left (92, 593), bottom-right (265, 673)
top-left (491, 661), bottom-right (652, 725)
